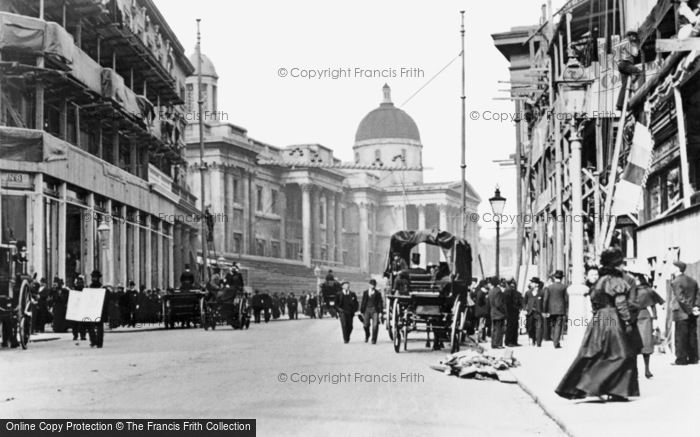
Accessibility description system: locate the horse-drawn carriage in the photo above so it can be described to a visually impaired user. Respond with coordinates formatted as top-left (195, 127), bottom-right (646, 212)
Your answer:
top-left (319, 280), bottom-right (340, 318)
top-left (161, 289), bottom-right (205, 329)
top-left (0, 278), bottom-right (32, 349)
top-left (201, 287), bottom-right (251, 330)
top-left (384, 230), bottom-right (471, 354)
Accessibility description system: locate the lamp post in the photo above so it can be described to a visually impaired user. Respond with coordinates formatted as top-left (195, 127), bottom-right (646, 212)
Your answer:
top-left (97, 220), bottom-right (111, 285)
top-left (559, 54), bottom-right (593, 340)
top-left (489, 187), bottom-right (506, 278)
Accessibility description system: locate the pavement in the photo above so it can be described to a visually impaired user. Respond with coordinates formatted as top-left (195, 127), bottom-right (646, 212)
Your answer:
top-left (0, 317), bottom-right (563, 437)
top-left (482, 329), bottom-right (700, 437)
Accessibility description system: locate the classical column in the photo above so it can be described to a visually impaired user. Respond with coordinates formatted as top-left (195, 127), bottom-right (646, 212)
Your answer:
top-left (31, 174), bottom-right (45, 278)
top-left (359, 202), bottom-right (370, 273)
top-left (226, 171), bottom-right (236, 253)
top-left (210, 167), bottom-right (225, 255)
top-left (119, 204), bottom-right (127, 286)
top-left (417, 204), bottom-right (426, 266)
top-left (311, 187), bottom-right (321, 262)
top-left (173, 224), bottom-right (181, 287)
top-left (181, 227), bottom-right (190, 282)
top-left (301, 184), bottom-right (312, 267)
top-left (103, 199), bottom-right (113, 285)
top-left (58, 183), bottom-right (67, 281)
top-left (244, 171), bottom-right (253, 255)
top-left (133, 216), bottom-right (140, 286)
top-left (335, 193), bottom-right (343, 264)
top-left (84, 193), bottom-right (95, 277)
top-left (279, 186), bottom-right (287, 259)
top-left (168, 231), bottom-right (174, 288)
top-left (157, 220), bottom-right (164, 289)
top-left (145, 215), bottom-right (152, 290)
top-left (327, 194), bottom-right (336, 263)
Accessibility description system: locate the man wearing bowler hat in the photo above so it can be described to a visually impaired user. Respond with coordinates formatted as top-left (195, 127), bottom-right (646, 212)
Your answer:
top-left (336, 281), bottom-right (358, 344)
top-left (360, 279), bottom-right (383, 344)
top-left (543, 270), bottom-right (568, 348)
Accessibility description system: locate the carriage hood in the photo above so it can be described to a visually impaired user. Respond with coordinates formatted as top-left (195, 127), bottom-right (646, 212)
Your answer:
top-left (384, 229), bottom-right (472, 281)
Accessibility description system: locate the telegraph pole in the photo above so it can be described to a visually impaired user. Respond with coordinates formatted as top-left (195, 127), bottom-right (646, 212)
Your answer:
top-left (196, 19), bottom-right (209, 283)
top-left (460, 11), bottom-right (467, 240)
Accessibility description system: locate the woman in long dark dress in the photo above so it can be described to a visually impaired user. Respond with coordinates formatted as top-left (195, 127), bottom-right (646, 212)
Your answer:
top-left (631, 273), bottom-right (664, 379)
top-left (555, 248), bottom-right (640, 401)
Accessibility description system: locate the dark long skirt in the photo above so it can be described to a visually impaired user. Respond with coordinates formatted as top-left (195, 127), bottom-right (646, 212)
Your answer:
top-left (555, 307), bottom-right (639, 399)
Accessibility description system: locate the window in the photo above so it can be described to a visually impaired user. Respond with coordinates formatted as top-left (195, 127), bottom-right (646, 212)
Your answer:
top-left (185, 84), bottom-right (194, 113)
top-left (233, 233), bottom-right (242, 253)
top-left (256, 186), bottom-right (263, 212)
top-left (233, 179), bottom-right (240, 203)
top-left (644, 162), bottom-right (682, 222)
top-left (271, 189), bottom-right (279, 214)
top-left (355, 152), bottom-right (360, 163)
top-left (271, 241), bottom-right (281, 258)
top-left (374, 149), bottom-right (381, 162)
top-left (341, 207), bottom-right (346, 229)
top-left (256, 238), bottom-right (266, 257)
top-left (212, 85), bottom-right (217, 114)
top-left (401, 148), bottom-right (407, 162)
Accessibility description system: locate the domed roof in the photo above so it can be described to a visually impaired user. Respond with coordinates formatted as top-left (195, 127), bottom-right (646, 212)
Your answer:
top-left (188, 51), bottom-right (218, 78)
top-left (355, 84), bottom-right (420, 143)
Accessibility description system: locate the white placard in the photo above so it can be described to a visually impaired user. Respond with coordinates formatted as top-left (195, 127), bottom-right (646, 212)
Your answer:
top-left (66, 288), bottom-right (106, 322)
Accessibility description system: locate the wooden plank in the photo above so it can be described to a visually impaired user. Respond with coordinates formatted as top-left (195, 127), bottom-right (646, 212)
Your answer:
top-left (655, 38), bottom-right (700, 53)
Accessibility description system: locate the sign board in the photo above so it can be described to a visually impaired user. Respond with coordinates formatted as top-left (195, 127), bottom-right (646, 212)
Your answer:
top-left (656, 38), bottom-right (700, 53)
top-left (1, 172), bottom-right (33, 189)
top-left (66, 288), bottom-right (106, 322)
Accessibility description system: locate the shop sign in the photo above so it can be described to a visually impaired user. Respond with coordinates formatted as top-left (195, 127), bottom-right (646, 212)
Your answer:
top-left (1, 172), bottom-right (33, 189)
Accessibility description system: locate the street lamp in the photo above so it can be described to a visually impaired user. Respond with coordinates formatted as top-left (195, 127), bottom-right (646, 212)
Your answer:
top-left (489, 187), bottom-right (506, 278)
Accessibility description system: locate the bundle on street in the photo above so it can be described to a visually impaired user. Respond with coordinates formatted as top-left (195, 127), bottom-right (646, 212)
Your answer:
top-left (431, 347), bottom-right (520, 383)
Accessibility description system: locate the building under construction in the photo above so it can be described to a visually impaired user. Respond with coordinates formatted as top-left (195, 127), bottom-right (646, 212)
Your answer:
top-left (0, 0), bottom-right (200, 292)
top-left (494, 0), bottom-right (700, 324)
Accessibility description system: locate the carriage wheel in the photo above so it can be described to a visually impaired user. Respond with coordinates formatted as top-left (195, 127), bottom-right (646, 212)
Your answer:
top-left (392, 299), bottom-right (401, 353)
top-left (450, 297), bottom-right (462, 353)
top-left (17, 280), bottom-right (31, 349)
top-left (386, 308), bottom-right (393, 341)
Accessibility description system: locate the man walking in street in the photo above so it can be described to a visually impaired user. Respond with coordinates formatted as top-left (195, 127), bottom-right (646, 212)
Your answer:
top-left (336, 282), bottom-right (358, 344)
top-left (670, 260), bottom-right (700, 365)
top-left (86, 270), bottom-right (107, 348)
top-left (544, 270), bottom-right (569, 349)
top-left (287, 293), bottom-right (298, 320)
top-left (523, 277), bottom-right (545, 347)
top-left (503, 278), bottom-right (522, 347)
top-left (360, 279), bottom-right (383, 344)
top-left (488, 277), bottom-right (506, 349)
top-left (251, 290), bottom-right (264, 323)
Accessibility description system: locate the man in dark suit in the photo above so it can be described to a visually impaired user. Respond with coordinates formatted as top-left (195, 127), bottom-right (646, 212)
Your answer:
top-left (251, 290), bottom-right (264, 323)
top-left (544, 270), bottom-right (569, 348)
top-left (360, 279), bottom-right (384, 344)
top-left (503, 279), bottom-right (522, 346)
top-left (523, 277), bottom-right (545, 347)
top-left (336, 281), bottom-right (358, 344)
top-left (488, 277), bottom-right (506, 349)
top-left (287, 293), bottom-right (298, 320)
top-left (671, 260), bottom-right (700, 365)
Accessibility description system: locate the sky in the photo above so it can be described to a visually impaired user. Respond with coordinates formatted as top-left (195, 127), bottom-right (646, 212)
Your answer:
top-left (154, 0), bottom-right (567, 237)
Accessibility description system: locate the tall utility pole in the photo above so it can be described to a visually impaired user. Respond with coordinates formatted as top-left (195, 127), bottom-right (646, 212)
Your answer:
top-left (196, 19), bottom-right (209, 283)
top-left (460, 10), bottom-right (467, 240)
